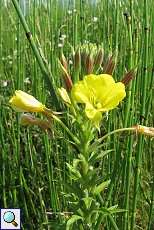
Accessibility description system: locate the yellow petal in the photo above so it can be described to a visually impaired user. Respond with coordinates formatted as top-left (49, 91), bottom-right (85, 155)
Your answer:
top-left (9, 90), bottom-right (45, 112)
top-left (85, 103), bottom-right (102, 128)
top-left (101, 82), bottom-right (126, 110)
top-left (84, 74), bottom-right (114, 99)
top-left (71, 74), bottom-right (126, 127)
top-left (71, 81), bottom-right (91, 104)
top-left (84, 74), bottom-right (126, 111)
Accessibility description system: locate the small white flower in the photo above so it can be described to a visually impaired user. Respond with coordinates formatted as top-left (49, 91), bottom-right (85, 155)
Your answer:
top-left (7, 55), bottom-right (12, 60)
top-left (84, 40), bottom-right (89, 44)
top-left (93, 17), bottom-right (98, 22)
top-left (58, 43), bottom-right (63, 48)
top-left (13, 50), bottom-right (17, 55)
top-left (59, 34), bottom-right (66, 41)
top-left (69, 60), bottom-right (73, 65)
top-left (24, 78), bottom-right (31, 84)
top-left (89, 166), bottom-right (93, 171)
top-left (67, 10), bottom-right (72, 15)
top-left (59, 37), bottom-right (64, 41)
top-left (2, 80), bottom-right (8, 87)
top-left (61, 34), bottom-right (66, 39)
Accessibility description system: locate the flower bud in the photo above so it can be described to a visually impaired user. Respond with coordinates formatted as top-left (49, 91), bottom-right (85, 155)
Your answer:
top-left (20, 113), bottom-right (51, 134)
top-left (58, 60), bottom-right (73, 91)
top-left (58, 87), bottom-right (71, 105)
top-left (121, 69), bottom-right (136, 86)
top-left (60, 53), bottom-right (68, 71)
top-left (9, 90), bottom-right (46, 113)
top-left (103, 55), bottom-right (115, 75)
top-left (134, 125), bottom-right (154, 137)
top-left (86, 54), bottom-right (94, 74)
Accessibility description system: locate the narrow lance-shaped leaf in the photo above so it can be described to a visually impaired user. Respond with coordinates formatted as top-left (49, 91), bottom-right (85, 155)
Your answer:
top-left (93, 180), bottom-right (111, 195)
top-left (66, 215), bottom-right (83, 230)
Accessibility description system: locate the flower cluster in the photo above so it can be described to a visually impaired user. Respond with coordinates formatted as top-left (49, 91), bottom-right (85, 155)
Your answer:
top-left (9, 74), bottom-right (126, 129)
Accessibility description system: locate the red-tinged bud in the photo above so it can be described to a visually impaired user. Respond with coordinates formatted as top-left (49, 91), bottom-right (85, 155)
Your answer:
top-left (81, 51), bottom-right (88, 69)
top-left (63, 72), bottom-right (73, 91)
top-left (94, 48), bottom-right (104, 69)
top-left (121, 69), bottom-right (136, 86)
top-left (60, 53), bottom-right (68, 71)
top-left (103, 55), bottom-right (115, 75)
top-left (58, 60), bottom-right (73, 91)
top-left (20, 113), bottom-right (51, 133)
top-left (86, 54), bottom-right (94, 74)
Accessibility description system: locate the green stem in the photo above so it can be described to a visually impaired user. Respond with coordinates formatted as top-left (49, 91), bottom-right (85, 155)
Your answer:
top-left (95, 127), bottom-right (135, 229)
top-left (131, 0), bottom-right (149, 229)
top-left (11, 0), bottom-right (59, 108)
top-left (95, 194), bottom-right (119, 230)
top-left (130, 135), bottom-right (143, 229)
top-left (123, 7), bottom-right (134, 229)
top-left (52, 114), bottom-right (80, 146)
top-left (148, 178), bottom-right (154, 230)
top-left (98, 127), bottom-right (136, 143)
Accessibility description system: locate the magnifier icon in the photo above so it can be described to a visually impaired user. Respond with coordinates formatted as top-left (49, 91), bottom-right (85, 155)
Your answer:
top-left (3, 211), bottom-right (18, 227)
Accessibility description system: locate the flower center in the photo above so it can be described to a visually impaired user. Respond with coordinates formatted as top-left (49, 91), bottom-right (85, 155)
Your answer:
top-left (96, 102), bottom-right (102, 109)
top-left (88, 90), bottom-right (102, 111)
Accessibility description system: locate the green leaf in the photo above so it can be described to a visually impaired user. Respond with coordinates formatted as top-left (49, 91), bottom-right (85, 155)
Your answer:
top-left (107, 205), bottom-right (126, 214)
top-left (93, 179), bottom-right (111, 195)
top-left (66, 163), bottom-right (81, 180)
top-left (91, 208), bottom-right (110, 217)
top-left (82, 197), bottom-right (93, 209)
top-left (89, 149), bottom-right (114, 163)
top-left (89, 141), bottom-right (107, 154)
top-left (95, 149), bottom-right (114, 160)
top-left (78, 154), bottom-right (89, 175)
top-left (73, 158), bottom-right (82, 168)
top-left (92, 205), bottom-right (126, 217)
top-left (66, 215), bottom-right (83, 230)
top-left (80, 169), bottom-right (98, 189)
top-left (91, 144), bottom-right (106, 153)
top-left (64, 182), bottom-right (83, 198)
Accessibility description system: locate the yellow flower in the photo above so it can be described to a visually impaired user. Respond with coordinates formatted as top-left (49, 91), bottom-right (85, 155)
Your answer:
top-left (71, 74), bottom-right (126, 127)
top-left (9, 90), bottom-right (46, 113)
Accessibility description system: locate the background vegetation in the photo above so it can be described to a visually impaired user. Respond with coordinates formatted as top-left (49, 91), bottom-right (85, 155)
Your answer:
top-left (0, 0), bottom-right (153, 229)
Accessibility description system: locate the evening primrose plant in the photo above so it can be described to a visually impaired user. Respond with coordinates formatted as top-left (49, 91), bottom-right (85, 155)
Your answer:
top-left (9, 72), bottom-right (154, 229)
top-left (9, 78), bottom-right (122, 229)
top-left (9, 45), bottom-right (153, 229)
